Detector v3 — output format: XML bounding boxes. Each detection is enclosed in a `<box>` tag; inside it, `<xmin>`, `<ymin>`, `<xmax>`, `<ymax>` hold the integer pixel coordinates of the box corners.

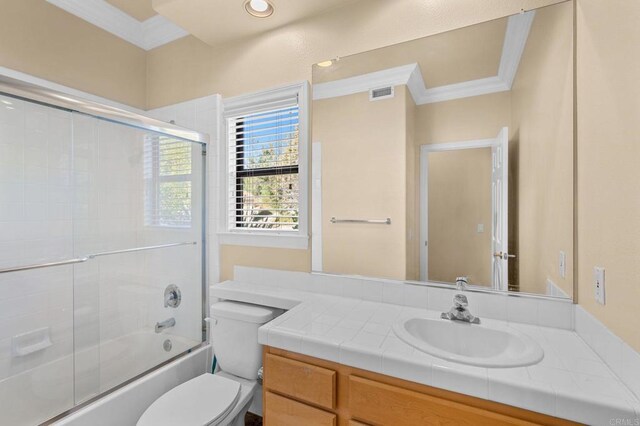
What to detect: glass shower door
<box><xmin>0</xmin><ymin>95</ymin><xmax>75</xmax><ymax>425</ymax></box>
<box><xmin>0</xmin><ymin>92</ymin><xmax>205</xmax><ymax>424</ymax></box>
<box><xmin>71</xmin><ymin>114</ymin><xmax>204</xmax><ymax>401</ymax></box>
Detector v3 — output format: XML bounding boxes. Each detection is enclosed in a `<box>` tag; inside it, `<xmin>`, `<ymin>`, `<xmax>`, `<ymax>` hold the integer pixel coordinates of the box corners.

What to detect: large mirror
<box><xmin>311</xmin><ymin>1</ymin><xmax>574</xmax><ymax>298</ymax></box>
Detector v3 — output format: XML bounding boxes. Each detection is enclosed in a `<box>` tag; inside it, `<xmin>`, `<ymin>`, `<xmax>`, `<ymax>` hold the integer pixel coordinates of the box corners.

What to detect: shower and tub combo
<box><xmin>0</xmin><ymin>77</ymin><xmax>208</xmax><ymax>425</ymax></box>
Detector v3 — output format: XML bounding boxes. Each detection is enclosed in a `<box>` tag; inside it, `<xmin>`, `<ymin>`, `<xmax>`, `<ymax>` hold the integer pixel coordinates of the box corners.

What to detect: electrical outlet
<box><xmin>559</xmin><ymin>251</ymin><xmax>566</xmax><ymax>279</ymax></box>
<box><xmin>594</xmin><ymin>267</ymin><xmax>605</xmax><ymax>305</ymax></box>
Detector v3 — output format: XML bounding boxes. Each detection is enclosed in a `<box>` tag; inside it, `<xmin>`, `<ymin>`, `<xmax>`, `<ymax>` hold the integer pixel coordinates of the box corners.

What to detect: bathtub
<box><xmin>0</xmin><ymin>329</ymin><xmax>205</xmax><ymax>426</ymax></box>
<box><xmin>55</xmin><ymin>344</ymin><xmax>210</xmax><ymax>426</ymax></box>
<box><xmin>87</xmin><ymin>331</ymin><xmax>201</xmax><ymax>396</ymax></box>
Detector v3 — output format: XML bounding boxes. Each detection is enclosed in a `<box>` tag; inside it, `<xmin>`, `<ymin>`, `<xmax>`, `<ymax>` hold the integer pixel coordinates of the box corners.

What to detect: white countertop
<box><xmin>211</xmin><ymin>280</ymin><xmax>640</xmax><ymax>425</ymax></box>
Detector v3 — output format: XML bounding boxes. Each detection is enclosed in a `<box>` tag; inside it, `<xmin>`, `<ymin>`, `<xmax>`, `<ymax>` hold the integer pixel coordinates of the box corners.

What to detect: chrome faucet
<box><xmin>441</xmin><ymin>277</ymin><xmax>480</xmax><ymax>324</ymax></box>
<box><xmin>155</xmin><ymin>317</ymin><xmax>176</xmax><ymax>333</ymax></box>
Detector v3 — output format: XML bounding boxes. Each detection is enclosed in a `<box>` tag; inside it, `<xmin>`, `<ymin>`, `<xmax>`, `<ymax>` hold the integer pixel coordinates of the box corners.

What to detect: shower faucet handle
<box><xmin>164</xmin><ymin>284</ymin><xmax>182</xmax><ymax>308</ymax></box>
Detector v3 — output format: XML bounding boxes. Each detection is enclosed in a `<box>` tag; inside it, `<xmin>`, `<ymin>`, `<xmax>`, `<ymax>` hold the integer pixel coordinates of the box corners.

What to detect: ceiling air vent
<box><xmin>369</xmin><ymin>86</ymin><xmax>394</xmax><ymax>101</ymax></box>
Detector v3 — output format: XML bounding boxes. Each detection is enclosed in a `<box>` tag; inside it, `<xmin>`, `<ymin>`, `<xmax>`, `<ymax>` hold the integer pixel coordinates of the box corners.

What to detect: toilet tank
<box><xmin>210</xmin><ymin>301</ymin><xmax>282</xmax><ymax>380</ymax></box>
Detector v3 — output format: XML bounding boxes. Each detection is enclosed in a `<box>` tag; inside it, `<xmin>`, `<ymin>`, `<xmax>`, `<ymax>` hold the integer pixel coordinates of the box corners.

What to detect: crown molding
<box><xmin>499</xmin><ymin>11</ymin><xmax>536</xmax><ymax>89</ymax></box>
<box><xmin>142</xmin><ymin>15</ymin><xmax>189</xmax><ymax>50</ymax></box>
<box><xmin>312</xmin><ymin>11</ymin><xmax>535</xmax><ymax>105</ymax></box>
<box><xmin>419</xmin><ymin>76</ymin><xmax>510</xmax><ymax>104</ymax></box>
<box><xmin>46</xmin><ymin>0</ymin><xmax>188</xmax><ymax>50</ymax></box>
<box><xmin>406</xmin><ymin>64</ymin><xmax>427</xmax><ymax>105</ymax></box>
<box><xmin>313</xmin><ymin>64</ymin><xmax>419</xmax><ymax>101</ymax></box>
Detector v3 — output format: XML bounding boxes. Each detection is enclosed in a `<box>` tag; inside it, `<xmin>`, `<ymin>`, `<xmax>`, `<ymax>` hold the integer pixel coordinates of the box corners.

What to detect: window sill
<box><xmin>217</xmin><ymin>232</ymin><xmax>309</xmax><ymax>250</ymax></box>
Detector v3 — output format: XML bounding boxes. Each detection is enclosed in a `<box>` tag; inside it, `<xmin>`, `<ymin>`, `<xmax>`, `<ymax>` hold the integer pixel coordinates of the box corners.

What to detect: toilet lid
<box><xmin>137</xmin><ymin>373</ymin><xmax>241</xmax><ymax>426</ymax></box>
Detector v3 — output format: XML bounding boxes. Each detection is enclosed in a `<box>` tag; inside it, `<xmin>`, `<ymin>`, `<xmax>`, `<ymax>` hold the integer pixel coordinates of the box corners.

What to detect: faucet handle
<box><xmin>164</xmin><ymin>284</ymin><xmax>181</xmax><ymax>308</ymax></box>
<box><xmin>455</xmin><ymin>276</ymin><xmax>468</xmax><ymax>291</ymax></box>
<box><xmin>453</xmin><ymin>294</ymin><xmax>468</xmax><ymax>309</ymax></box>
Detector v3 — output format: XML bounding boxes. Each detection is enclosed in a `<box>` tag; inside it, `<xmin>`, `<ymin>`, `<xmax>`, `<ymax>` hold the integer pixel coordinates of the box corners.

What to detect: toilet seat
<box><xmin>137</xmin><ymin>373</ymin><xmax>241</xmax><ymax>426</ymax></box>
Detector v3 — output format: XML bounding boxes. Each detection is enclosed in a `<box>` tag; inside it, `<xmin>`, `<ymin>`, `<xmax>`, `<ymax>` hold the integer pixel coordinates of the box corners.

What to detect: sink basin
<box><xmin>393</xmin><ymin>316</ymin><xmax>544</xmax><ymax>368</ymax></box>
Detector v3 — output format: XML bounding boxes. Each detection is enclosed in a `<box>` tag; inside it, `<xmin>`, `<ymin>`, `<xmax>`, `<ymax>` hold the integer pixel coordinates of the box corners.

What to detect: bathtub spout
<box><xmin>155</xmin><ymin>318</ymin><xmax>176</xmax><ymax>333</ymax></box>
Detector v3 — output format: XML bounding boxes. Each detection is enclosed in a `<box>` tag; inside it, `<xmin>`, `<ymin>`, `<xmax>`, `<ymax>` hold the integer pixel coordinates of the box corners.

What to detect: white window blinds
<box><xmin>227</xmin><ymin>96</ymin><xmax>300</xmax><ymax>231</ymax></box>
<box><xmin>144</xmin><ymin>135</ymin><xmax>193</xmax><ymax>227</ymax></box>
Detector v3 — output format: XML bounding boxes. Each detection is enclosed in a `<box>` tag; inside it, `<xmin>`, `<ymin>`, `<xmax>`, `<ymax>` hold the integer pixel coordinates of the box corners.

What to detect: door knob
<box><xmin>493</xmin><ymin>252</ymin><xmax>516</xmax><ymax>260</ymax></box>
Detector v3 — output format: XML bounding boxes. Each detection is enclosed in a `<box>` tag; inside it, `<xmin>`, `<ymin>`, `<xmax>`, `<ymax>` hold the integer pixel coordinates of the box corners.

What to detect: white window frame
<box><xmin>218</xmin><ymin>82</ymin><xmax>309</xmax><ymax>249</ymax></box>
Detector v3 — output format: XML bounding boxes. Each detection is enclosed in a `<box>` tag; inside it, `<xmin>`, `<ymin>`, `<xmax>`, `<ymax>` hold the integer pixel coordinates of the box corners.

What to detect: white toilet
<box><xmin>137</xmin><ymin>301</ymin><xmax>281</xmax><ymax>426</ymax></box>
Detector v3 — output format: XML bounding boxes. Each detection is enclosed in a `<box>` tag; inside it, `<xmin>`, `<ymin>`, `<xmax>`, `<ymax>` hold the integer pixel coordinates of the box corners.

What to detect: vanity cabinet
<box><xmin>262</xmin><ymin>347</ymin><xmax>580</xmax><ymax>426</ymax></box>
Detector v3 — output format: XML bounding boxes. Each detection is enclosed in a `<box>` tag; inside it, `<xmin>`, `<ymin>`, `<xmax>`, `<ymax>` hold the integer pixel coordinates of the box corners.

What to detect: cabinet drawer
<box><xmin>265</xmin><ymin>353</ymin><xmax>336</xmax><ymax>410</ymax></box>
<box><xmin>265</xmin><ymin>392</ymin><xmax>336</xmax><ymax>426</ymax></box>
<box><xmin>349</xmin><ymin>376</ymin><xmax>538</xmax><ymax>426</ymax></box>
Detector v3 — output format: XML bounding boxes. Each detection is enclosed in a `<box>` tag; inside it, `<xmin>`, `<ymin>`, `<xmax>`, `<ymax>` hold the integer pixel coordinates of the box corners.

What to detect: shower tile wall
<box><xmin>0</xmin><ymin>96</ymin><xmax>75</xmax><ymax>424</ymax></box>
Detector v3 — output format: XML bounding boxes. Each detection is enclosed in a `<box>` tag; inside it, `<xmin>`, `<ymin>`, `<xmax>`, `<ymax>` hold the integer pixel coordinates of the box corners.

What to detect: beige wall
<box><xmin>314</xmin><ymin>89</ymin><xmax>514</xmax><ymax>286</ymax></box>
<box><xmin>577</xmin><ymin>0</ymin><xmax>640</xmax><ymax>352</ymax></box>
<box><xmin>416</xmin><ymin>92</ymin><xmax>512</xmax><ymax>144</ymax></box>
<box><xmin>427</xmin><ymin>149</ymin><xmax>493</xmax><ymax>286</ymax></box>
<box><xmin>0</xmin><ymin>0</ymin><xmax>147</xmax><ymax>109</ymax></box>
<box><xmin>510</xmin><ymin>1</ymin><xmax>574</xmax><ymax>295</ymax></box>
<box><xmin>315</xmin><ymin>89</ymin><xmax>408</xmax><ymax>280</ymax></box>
<box><xmin>219</xmin><ymin>245</ymin><xmax>310</xmax><ymax>282</ymax></box>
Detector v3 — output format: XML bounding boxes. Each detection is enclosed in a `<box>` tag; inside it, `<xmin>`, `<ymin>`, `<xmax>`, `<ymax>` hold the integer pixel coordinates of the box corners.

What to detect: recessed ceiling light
<box><xmin>244</xmin><ymin>0</ymin><xmax>274</xmax><ymax>18</ymax></box>
<box><xmin>317</xmin><ymin>60</ymin><xmax>333</xmax><ymax>68</ymax></box>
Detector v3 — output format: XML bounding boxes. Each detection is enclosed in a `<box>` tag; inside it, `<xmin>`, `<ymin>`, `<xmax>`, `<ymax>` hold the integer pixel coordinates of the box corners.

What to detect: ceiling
<box><xmin>48</xmin><ymin>0</ymin><xmax>365</xmax><ymax>50</ymax></box>
<box><xmin>314</xmin><ymin>16</ymin><xmax>507</xmax><ymax>88</ymax></box>
<box><xmin>151</xmin><ymin>0</ymin><xmax>361</xmax><ymax>47</ymax></box>
<box><xmin>106</xmin><ymin>0</ymin><xmax>157</xmax><ymax>22</ymax></box>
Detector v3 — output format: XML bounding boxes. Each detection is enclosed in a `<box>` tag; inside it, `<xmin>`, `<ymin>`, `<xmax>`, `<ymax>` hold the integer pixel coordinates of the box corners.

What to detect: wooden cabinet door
<box><xmin>349</xmin><ymin>376</ymin><xmax>538</xmax><ymax>426</ymax></box>
<box><xmin>265</xmin><ymin>392</ymin><xmax>337</xmax><ymax>426</ymax></box>
<box><xmin>265</xmin><ymin>353</ymin><xmax>337</xmax><ymax>410</ymax></box>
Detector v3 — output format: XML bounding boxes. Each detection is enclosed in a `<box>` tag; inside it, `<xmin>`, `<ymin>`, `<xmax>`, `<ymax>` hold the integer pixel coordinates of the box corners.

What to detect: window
<box><xmin>230</xmin><ymin>106</ymin><xmax>299</xmax><ymax>230</ymax></box>
<box><xmin>144</xmin><ymin>135</ymin><xmax>193</xmax><ymax>227</ymax></box>
<box><xmin>221</xmin><ymin>82</ymin><xmax>309</xmax><ymax>248</ymax></box>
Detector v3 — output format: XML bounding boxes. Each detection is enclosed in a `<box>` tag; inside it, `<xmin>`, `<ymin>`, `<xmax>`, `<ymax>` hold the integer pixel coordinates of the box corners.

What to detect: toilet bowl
<box><xmin>137</xmin><ymin>301</ymin><xmax>281</xmax><ymax>426</ymax></box>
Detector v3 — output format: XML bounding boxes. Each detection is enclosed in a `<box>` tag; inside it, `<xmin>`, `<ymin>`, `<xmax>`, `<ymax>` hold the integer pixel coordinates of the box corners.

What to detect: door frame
<box><xmin>419</xmin><ymin>138</ymin><xmax>497</xmax><ymax>282</ymax></box>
